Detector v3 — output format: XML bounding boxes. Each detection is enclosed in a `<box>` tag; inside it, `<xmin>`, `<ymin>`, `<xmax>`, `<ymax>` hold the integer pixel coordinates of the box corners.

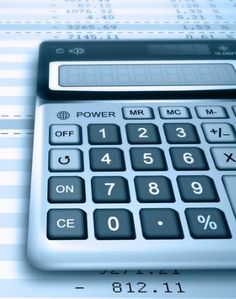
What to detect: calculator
<box><xmin>28</xmin><ymin>40</ymin><xmax>236</xmax><ymax>270</ymax></box>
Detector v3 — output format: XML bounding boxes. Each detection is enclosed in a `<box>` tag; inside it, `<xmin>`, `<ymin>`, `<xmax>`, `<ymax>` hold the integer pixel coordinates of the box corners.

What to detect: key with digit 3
<box><xmin>28</xmin><ymin>40</ymin><xmax>236</xmax><ymax>270</ymax></box>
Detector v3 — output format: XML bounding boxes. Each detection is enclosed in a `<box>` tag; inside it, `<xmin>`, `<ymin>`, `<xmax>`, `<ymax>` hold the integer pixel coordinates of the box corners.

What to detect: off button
<box><xmin>50</xmin><ymin>124</ymin><xmax>82</xmax><ymax>145</ymax></box>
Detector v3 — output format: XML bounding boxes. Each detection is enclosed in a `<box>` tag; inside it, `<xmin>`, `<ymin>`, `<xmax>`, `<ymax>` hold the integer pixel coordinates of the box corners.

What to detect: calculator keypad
<box><xmin>44</xmin><ymin>102</ymin><xmax>236</xmax><ymax>264</ymax></box>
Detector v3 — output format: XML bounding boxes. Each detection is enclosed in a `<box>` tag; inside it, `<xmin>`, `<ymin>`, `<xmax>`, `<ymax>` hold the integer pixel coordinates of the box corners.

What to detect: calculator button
<box><xmin>94</xmin><ymin>209</ymin><xmax>135</xmax><ymax>240</ymax></box>
<box><xmin>195</xmin><ymin>106</ymin><xmax>228</xmax><ymax>119</ymax></box>
<box><xmin>90</xmin><ymin>148</ymin><xmax>125</xmax><ymax>171</ymax></box>
<box><xmin>202</xmin><ymin>123</ymin><xmax>236</xmax><ymax>143</ymax></box>
<box><xmin>134</xmin><ymin>176</ymin><xmax>174</xmax><ymax>203</ymax></box>
<box><xmin>211</xmin><ymin>147</ymin><xmax>236</xmax><ymax>170</ymax></box>
<box><xmin>48</xmin><ymin>176</ymin><xmax>85</xmax><ymax>203</ymax></box>
<box><xmin>91</xmin><ymin>176</ymin><xmax>129</xmax><ymax>203</ymax></box>
<box><xmin>49</xmin><ymin>124</ymin><xmax>82</xmax><ymax>145</ymax></box>
<box><xmin>177</xmin><ymin>176</ymin><xmax>219</xmax><ymax>202</ymax></box>
<box><xmin>47</xmin><ymin>209</ymin><xmax>87</xmax><ymax>240</ymax></box>
<box><xmin>232</xmin><ymin>106</ymin><xmax>236</xmax><ymax>116</ymax></box>
<box><xmin>222</xmin><ymin>176</ymin><xmax>236</xmax><ymax>217</ymax></box>
<box><xmin>130</xmin><ymin>148</ymin><xmax>167</xmax><ymax>171</ymax></box>
<box><xmin>126</xmin><ymin>124</ymin><xmax>161</xmax><ymax>144</ymax></box>
<box><xmin>170</xmin><ymin>147</ymin><xmax>209</xmax><ymax>170</ymax></box>
<box><xmin>185</xmin><ymin>208</ymin><xmax>231</xmax><ymax>239</ymax></box>
<box><xmin>164</xmin><ymin>123</ymin><xmax>200</xmax><ymax>144</ymax></box>
<box><xmin>88</xmin><ymin>124</ymin><xmax>121</xmax><ymax>145</ymax></box>
<box><xmin>49</xmin><ymin>149</ymin><xmax>83</xmax><ymax>172</ymax></box>
<box><xmin>159</xmin><ymin>106</ymin><xmax>191</xmax><ymax>119</ymax></box>
<box><xmin>122</xmin><ymin>106</ymin><xmax>154</xmax><ymax>119</ymax></box>
<box><xmin>140</xmin><ymin>209</ymin><xmax>183</xmax><ymax>239</ymax></box>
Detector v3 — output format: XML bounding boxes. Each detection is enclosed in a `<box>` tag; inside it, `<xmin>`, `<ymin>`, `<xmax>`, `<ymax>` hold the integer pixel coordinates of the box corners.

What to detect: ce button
<box><xmin>49</xmin><ymin>149</ymin><xmax>83</xmax><ymax>172</ymax></box>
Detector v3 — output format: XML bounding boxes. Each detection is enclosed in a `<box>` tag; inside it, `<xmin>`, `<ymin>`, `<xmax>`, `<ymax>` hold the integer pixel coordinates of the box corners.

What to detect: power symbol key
<box><xmin>49</xmin><ymin>149</ymin><xmax>83</xmax><ymax>172</ymax></box>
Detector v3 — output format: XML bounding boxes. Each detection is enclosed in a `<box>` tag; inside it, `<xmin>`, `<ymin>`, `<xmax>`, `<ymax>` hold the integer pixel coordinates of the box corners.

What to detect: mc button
<box><xmin>50</xmin><ymin>124</ymin><xmax>82</xmax><ymax>145</ymax></box>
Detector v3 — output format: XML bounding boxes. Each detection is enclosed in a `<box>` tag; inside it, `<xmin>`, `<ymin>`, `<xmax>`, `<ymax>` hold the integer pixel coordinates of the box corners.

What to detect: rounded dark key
<box><xmin>140</xmin><ymin>208</ymin><xmax>184</xmax><ymax>239</ymax></box>
<box><xmin>94</xmin><ymin>209</ymin><xmax>135</xmax><ymax>240</ymax></box>
<box><xmin>185</xmin><ymin>208</ymin><xmax>231</xmax><ymax>239</ymax></box>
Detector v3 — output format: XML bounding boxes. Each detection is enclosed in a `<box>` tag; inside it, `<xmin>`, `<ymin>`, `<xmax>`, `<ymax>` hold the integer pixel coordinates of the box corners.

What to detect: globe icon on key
<box><xmin>57</xmin><ymin>111</ymin><xmax>70</xmax><ymax>120</ymax></box>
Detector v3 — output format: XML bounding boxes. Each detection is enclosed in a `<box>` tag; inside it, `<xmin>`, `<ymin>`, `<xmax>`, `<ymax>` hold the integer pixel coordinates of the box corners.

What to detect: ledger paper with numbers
<box><xmin>0</xmin><ymin>0</ymin><xmax>236</xmax><ymax>297</ymax></box>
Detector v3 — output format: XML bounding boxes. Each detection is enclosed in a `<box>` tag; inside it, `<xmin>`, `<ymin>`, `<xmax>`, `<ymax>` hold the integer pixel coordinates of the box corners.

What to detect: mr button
<box><xmin>47</xmin><ymin>209</ymin><xmax>87</xmax><ymax>240</ymax></box>
<box><xmin>50</xmin><ymin>124</ymin><xmax>82</xmax><ymax>145</ymax></box>
<box><xmin>122</xmin><ymin>107</ymin><xmax>154</xmax><ymax>119</ymax></box>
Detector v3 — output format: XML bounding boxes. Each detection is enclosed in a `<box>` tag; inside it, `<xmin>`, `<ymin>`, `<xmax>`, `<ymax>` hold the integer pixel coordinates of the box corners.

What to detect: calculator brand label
<box><xmin>76</xmin><ymin>111</ymin><xmax>116</xmax><ymax>118</ymax></box>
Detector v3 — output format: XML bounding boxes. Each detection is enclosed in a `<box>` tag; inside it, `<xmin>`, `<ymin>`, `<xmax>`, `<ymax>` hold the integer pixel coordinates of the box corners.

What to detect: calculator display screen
<box><xmin>58</xmin><ymin>63</ymin><xmax>236</xmax><ymax>87</ymax></box>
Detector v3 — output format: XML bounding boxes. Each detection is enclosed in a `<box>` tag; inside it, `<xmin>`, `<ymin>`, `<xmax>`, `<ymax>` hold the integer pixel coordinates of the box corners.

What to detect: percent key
<box><xmin>185</xmin><ymin>208</ymin><xmax>231</xmax><ymax>239</ymax></box>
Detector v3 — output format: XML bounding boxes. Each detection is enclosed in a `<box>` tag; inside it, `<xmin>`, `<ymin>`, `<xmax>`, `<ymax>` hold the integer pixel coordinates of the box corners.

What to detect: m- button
<box><xmin>122</xmin><ymin>107</ymin><xmax>154</xmax><ymax>119</ymax></box>
<box><xmin>50</xmin><ymin>124</ymin><xmax>82</xmax><ymax>145</ymax></box>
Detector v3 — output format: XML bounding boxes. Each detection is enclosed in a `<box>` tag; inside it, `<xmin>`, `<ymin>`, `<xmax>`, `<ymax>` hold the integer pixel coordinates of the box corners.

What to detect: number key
<box><xmin>94</xmin><ymin>209</ymin><xmax>135</xmax><ymax>240</ymax></box>
<box><xmin>130</xmin><ymin>148</ymin><xmax>167</xmax><ymax>171</ymax></box>
<box><xmin>170</xmin><ymin>147</ymin><xmax>209</xmax><ymax>170</ymax></box>
<box><xmin>88</xmin><ymin>124</ymin><xmax>121</xmax><ymax>145</ymax></box>
<box><xmin>90</xmin><ymin>148</ymin><xmax>125</xmax><ymax>171</ymax></box>
<box><xmin>164</xmin><ymin>123</ymin><xmax>200</xmax><ymax>144</ymax></box>
<box><xmin>92</xmin><ymin>176</ymin><xmax>130</xmax><ymax>203</ymax></box>
<box><xmin>135</xmin><ymin>176</ymin><xmax>174</xmax><ymax>203</ymax></box>
<box><xmin>126</xmin><ymin>124</ymin><xmax>161</xmax><ymax>144</ymax></box>
<box><xmin>177</xmin><ymin>176</ymin><xmax>219</xmax><ymax>202</ymax></box>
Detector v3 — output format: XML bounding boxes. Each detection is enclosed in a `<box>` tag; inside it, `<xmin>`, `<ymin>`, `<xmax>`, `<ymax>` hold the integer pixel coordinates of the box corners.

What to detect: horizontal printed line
<box><xmin>0</xmin><ymin>9</ymin><xmax>64</xmax><ymax>15</ymax></box>
<box><xmin>0</xmin><ymin>185</ymin><xmax>29</xmax><ymax>199</ymax></box>
<box><xmin>0</xmin><ymin>55</ymin><xmax>33</xmax><ymax>63</ymax></box>
<box><xmin>0</xmin><ymin>172</ymin><xmax>30</xmax><ymax>186</ymax></box>
<box><xmin>0</xmin><ymin>148</ymin><xmax>31</xmax><ymax>159</ymax></box>
<box><xmin>0</xmin><ymin>86</ymin><xmax>35</xmax><ymax>96</ymax></box>
<box><xmin>0</xmin><ymin>228</ymin><xmax>26</xmax><ymax>245</ymax></box>
<box><xmin>0</xmin><ymin>198</ymin><xmax>28</xmax><ymax>213</ymax></box>
<box><xmin>0</xmin><ymin>70</ymin><xmax>34</xmax><ymax>79</ymax></box>
<box><xmin>0</xmin><ymin>40</ymin><xmax>39</xmax><ymax>47</ymax></box>
<box><xmin>0</xmin><ymin>261</ymin><xmax>28</xmax><ymax>279</ymax></box>
<box><xmin>0</xmin><ymin>245</ymin><xmax>24</xmax><ymax>260</ymax></box>
<box><xmin>0</xmin><ymin>213</ymin><xmax>27</xmax><ymax>228</ymax></box>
